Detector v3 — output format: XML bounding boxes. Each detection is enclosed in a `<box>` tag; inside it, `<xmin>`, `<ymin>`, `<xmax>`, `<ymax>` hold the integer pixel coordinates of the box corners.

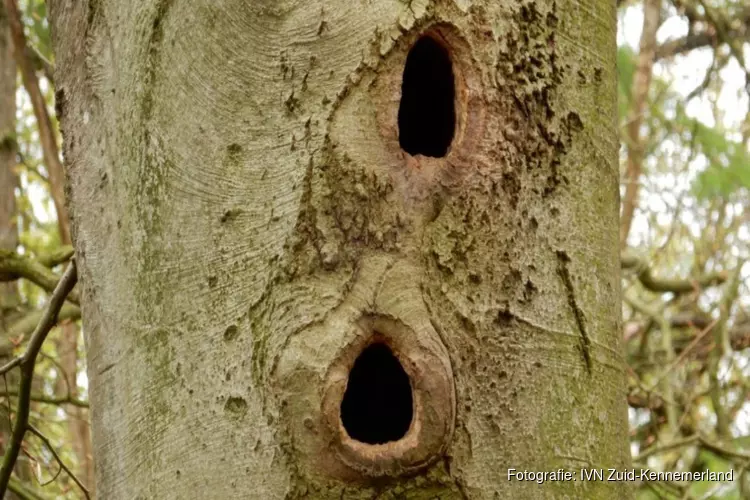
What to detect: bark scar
<box><xmin>555</xmin><ymin>250</ymin><xmax>592</xmax><ymax>374</ymax></box>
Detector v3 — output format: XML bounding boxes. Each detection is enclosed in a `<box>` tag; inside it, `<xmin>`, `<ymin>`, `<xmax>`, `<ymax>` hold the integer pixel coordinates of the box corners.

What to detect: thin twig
<box><xmin>635</xmin><ymin>434</ymin><xmax>700</xmax><ymax>463</ymax></box>
<box><xmin>27</xmin><ymin>424</ymin><xmax>90</xmax><ymax>499</ymax></box>
<box><xmin>22</xmin><ymin>443</ymin><xmax>62</xmax><ymax>487</ymax></box>
<box><xmin>0</xmin><ymin>390</ymin><xmax>89</xmax><ymax>408</ymax></box>
<box><xmin>7</xmin><ymin>476</ymin><xmax>49</xmax><ymax>500</ymax></box>
<box><xmin>621</xmin><ymin>252</ymin><xmax>728</xmax><ymax>293</ymax></box>
<box><xmin>0</xmin><ymin>357</ymin><xmax>23</xmax><ymax>377</ymax></box>
<box><xmin>635</xmin><ymin>432</ymin><xmax>750</xmax><ymax>465</ymax></box>
<box><xmin>0</xmin><ymin>261</ymin><xmax>77</xmax><ymax>496</ymax></box>
<box><xmin>649</xmin><ymin>318</ymin><xmax>719</xmax><ymax>390</ymax></box>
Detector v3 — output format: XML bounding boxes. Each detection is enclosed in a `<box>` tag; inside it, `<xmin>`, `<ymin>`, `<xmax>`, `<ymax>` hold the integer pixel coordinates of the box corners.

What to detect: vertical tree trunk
<box><xmin>0</xmin><ymin>3</ymin><xmax>25</xmax><ymax>494</ymax></box>
<box><xmin>0</xmin><ymin>0</ymin><xmax>18</xmax><ymax>378</ymax></box>
<box><xmin>50</xmin><ymin>0</ymin><xmax>631</xmax><ymax>498</ymax></box>
<box><xmin>620</xmin><ymin>0</ymin><xmax>660</xmax><ymax>247</ymax></box>
<box><xmin>3</xmin><ymin>0</ymin><xmax>94</xmax><ymax>489</ymax></box>
<box><xmin>0</xmin><ymin>0</ymin><xmax>16</xmax><ymax>285</ymax></box>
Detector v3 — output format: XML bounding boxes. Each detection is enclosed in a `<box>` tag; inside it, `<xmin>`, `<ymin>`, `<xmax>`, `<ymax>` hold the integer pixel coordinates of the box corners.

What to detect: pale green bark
<box><xmin>50</xmin><ymin>0</ymin><xmax>630</xmax><ymax>498</ymax></box>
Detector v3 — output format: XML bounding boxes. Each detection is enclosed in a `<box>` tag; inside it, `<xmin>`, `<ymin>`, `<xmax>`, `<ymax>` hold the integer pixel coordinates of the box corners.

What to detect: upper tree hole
<box><xmin>340</xmin><ymin>342</ymin><xmax>413</xmax><ymax>445</ymax></box>
<box><xmin>398</xmin><ymin>36</ymin><xmax>456</xmax><ymax>158</ymax></box>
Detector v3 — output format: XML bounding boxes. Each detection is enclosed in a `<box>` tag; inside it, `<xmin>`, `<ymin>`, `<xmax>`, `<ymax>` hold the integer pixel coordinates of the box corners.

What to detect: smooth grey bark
<box><xmin>50</xmin><ymin>0</ymin><xmax>631</xmax><ymax>498</ymax></box>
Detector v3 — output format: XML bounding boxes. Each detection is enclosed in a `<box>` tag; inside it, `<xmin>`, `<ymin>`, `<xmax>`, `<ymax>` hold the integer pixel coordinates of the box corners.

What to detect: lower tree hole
<box><xmin>398</xmin><ymin>35</ymin><xmax>456</xmax><ymax>158</ymax></box>
<box><xmin>340</xmin><ymin>342</ymin><xmax>413</xmax><ymax>444</ymax></box>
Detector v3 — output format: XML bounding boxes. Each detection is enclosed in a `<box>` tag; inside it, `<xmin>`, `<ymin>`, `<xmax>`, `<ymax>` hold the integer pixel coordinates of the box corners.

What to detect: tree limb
<box><xmin>0</xmin><ymin>390</ymin><xmax>88</xmax><ymax>408</ymax></box>
<box><xmin>22</xmin><ymin>42</ymin><xmax>54</xmax><ymax>83</ymax></box>
<box><xmin>8</xmin><ymin>476</ymin><xmax>50</xmax><ymax>500</ymax></box>
<box><xmin>0</xmin><ymin>304</ymin><xmax>81</xmax><ymax>351</ymax></box>
<box><xmin>36</xmin><ymin>246</ymin><xmax>74</xmax><ymax>268</ymax></box>
<box><xmin>0</xmin><ymin>249</ymin><xmax>79</xmax><ymax>305</ymax></box>
<box><xmin>27</xmin><ymin>424</ymin><xmax>90</xmax><ymax>499</ymax></box>
<box><xmin>0</xmin><ymin>261</ymin><xmax>77</xmax><ymax>496</ymax></box>
<box><xmin>636</xmin><ymin>432</ymin><xmax>750</xmax><ymax>465</ymax></box>
<box><xmin>621</xmin><ymin>252</ymin><xmax>727</xmax><ymax>293</ymax></box>
<box><xmin>635</xmin><ymin>434</ymin><xmax>699</xmax><ymax>462</ymax></box>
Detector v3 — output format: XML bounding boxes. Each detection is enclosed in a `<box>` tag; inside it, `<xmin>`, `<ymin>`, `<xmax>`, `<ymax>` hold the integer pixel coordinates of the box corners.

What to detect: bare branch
<box><xmin>7</xmin><ymin>476</ymin><xmax>50</xmax><ymax>500</ymax></box>
<box><xmin>22</xmin><ymin>42</ymin><xmax>54</xmax><ymax>83</ymax></box>
<box><xmin>621</xmin><ymin>252</ymin><xmax>727</xmax><ymax>293</ymax></box>
<box><xmin>635</xmin><ymin>434</ymin><xmax>699</xmax><ymax>463</ymax></box>
<box><xmin>0</xmin><ymin>249</ymin><xmax>79</xmax><ymax>305</ymax></box>
<box><xmin>36</xmin><ymin>246</ymin><xmax>74</xmax><ymax>268</ymax></box>
<box><xmin>0</xmin><ymin>390</ymin><xmax>89</xmax><ymax>408</ymax></box>
<box><xmin>27</xmin><ymin>424</ymin><xmax>90</xmax><ymax>499</ymax></box>
<box><xmin>8</xmin><ymin>303</ymin><xmax>81</xmax><ymax>338</ymax></box>
<box><xmin>0</xmin><ymin>261</ymin><xmax>77</xmax><ymax>496</ymax></box>
<box><xmin>648</xmin><ymin>318</ymin><xmax>719</xmax><ymax>389</ymax></box>
<box><xmin>635</xmin><ymin>433</ymin><xmax>750</xmax><ymax>464</ymax></box>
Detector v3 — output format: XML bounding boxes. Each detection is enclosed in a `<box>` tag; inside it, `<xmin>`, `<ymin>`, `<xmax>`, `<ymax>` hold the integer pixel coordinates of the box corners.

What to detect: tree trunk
<box><xmin>0</xmin><ymin>0</ymin><xmax>18</xmax><ymax>409</ymax></box>
<box><xmin>3</xmin><ymin>0</ymin><xmax>95</xmax><ymax>489</ymax></box>
<box><xmin>50</xmin><ymin>0</ymin><xmax>630</xmax><ymax>498</ymax></box>
<box><xmin>0</xmin><ymin>3</ymin><xmax>26</xmax><ymax>495</ymax></box>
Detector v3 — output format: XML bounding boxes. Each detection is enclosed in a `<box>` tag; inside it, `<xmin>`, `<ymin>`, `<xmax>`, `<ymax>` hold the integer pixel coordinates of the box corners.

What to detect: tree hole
<box><xmin>398</xmin><ymin>36</ymin><xmax>456</xmax><ymax>158</ymax></box>
<box><xmin>340</xmin><ymin>342</ymin><xmax>413</xmax><ymax>444</ymax></box>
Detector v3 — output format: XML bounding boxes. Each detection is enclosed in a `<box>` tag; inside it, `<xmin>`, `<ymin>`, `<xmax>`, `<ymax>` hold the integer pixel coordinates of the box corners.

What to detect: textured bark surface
<box><xmin>50</xmin><ymin>0</ymin><xmax>630</xmax><ymax>498</ymax></box>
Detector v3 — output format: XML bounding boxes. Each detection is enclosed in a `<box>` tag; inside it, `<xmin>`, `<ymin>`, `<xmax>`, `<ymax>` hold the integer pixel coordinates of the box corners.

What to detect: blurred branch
<box><xmin>7</xmin><ymin>303</ymin><xmax>80</xmax><ymax>338</ymax></box>
<box><xmin>655</xmin><ymin>29</ymin><xmax>750</xmax><ymax>61</ymax></box>
<box><xmin>635</xmin><ymin>433</ymin><xmax>750</xmax><ymax>464</ymax></box>
<box><xmin>661</xmin><ymin>0</ymin><xmax>750</xmax><ymax>59</ymax></box>
<box><xmin>27</xmin><ymin>424</ymin><xmax>90</xmax><ymax>499</ymax></box>
<box><xmin>627</xmin><ymin>390</ymin><xmax>664</xmax><ymax>412</ymax></box>
<box><xmin>15</xmin><ymin>149</ymin><xmax>49</xmax><ymax>184</ymax></box>
<box><xmin>708</xmin><ymin>262</ymin><xmax>744</xmax><ymax>439</ymax></box>
<box><xmin>621</xmin><ymin>252</ymin><xmax>727</xmax><ymax>293</ymax></box>
<box><xmin>0</xmin><ymin>261</ymin><xmax>77</xmax><ymax>496</ymax></box>
<box><xmin>7</xmin><ymin>476</ymin><xmax>50</xmax><ymax>500</ymax></box>
<box><xmin>656</xmin><ymin>31</ymin><xmax>716</xmax><ymax>60</ymax></box>
<box><xmin>0</xmin><ymin>390</ymin><xmax>88</xmax><ymax>408</ymax></box>
<box><xmin>22</xmin><ymin>42</ymin><xmax>54</xmax><ymax>83</ymax></box>
<box><xmin>695</xmin><ymin>0</ymin><xmax>750</xmax><ymax>95</ymax></box>
<box><xmin>635</xmin><ymin>434</ymin><xmax>699</xmax><ymax>462</ymax></box>
<box><xmin>4</xmin><ymin>0</ymin><xmax>70</xmax><ymax>244</ymax></box>
<box><xmin>36</xmin><ymin>246</ymin><xmax>74</xmax><ymax>268</ymax></box>
<box><xmin>649</xmin><ymin>318</ymin><xmax>718</xmax><ymax>390</ymax></box>
<box><xmin>0</xmin><ymin>249</ymin><xmax>79</xmax><ymax>305</ymax></box>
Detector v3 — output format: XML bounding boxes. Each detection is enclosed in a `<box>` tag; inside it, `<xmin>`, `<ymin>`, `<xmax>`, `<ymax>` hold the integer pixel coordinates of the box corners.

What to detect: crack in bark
<box><xmin>555</xmin><ymin>250</ymin><xmax>592</xmax><ymax>374</ymax></box>
<box><xmin>442</xmin><ymin>456</ymin><xmax>470</xmax><ymax>500</ymax></box>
